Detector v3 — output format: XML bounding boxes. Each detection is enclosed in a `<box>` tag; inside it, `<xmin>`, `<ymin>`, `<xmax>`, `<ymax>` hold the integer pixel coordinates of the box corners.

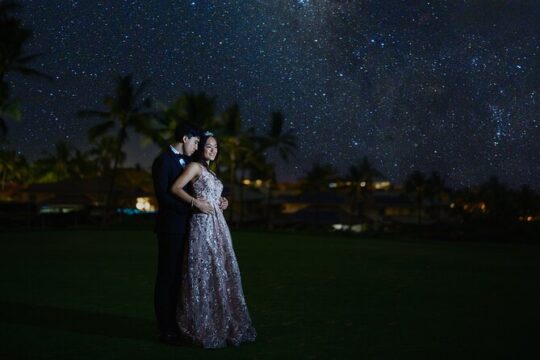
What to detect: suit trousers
<box><xmin>154</xmin><ymin>232</ymin><xmax>185</xmax><ymax>334</ymax></box>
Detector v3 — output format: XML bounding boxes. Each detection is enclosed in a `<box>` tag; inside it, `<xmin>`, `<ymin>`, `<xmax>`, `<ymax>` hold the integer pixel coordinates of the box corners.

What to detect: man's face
<box><xmin>183</xmin><ymin>136</ymin><xmax>200</xmax><ymax>156</ymax></box>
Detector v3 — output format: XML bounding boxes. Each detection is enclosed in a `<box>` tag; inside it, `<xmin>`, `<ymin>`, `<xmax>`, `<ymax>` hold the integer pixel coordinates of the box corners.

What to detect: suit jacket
<box><xmin>152</xmin><ymin>147</ymin><xmax>191</xmax><ymax>234</ymax></box>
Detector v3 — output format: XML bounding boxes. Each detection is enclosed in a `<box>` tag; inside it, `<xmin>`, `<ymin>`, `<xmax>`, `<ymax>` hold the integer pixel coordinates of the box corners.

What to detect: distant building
<box><xmin>271</xmin><ymin>179</ymin><xmax>458</xmax><ymax>231</ymax></box>
<box><xmin>13</xmin><ymin>175</ymin><xmax>155</xmax><ymax>215</ymax></box>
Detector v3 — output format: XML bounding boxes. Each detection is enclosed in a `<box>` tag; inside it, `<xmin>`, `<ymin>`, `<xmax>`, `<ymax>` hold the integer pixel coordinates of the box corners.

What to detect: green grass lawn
<box><xmin>1</xmin><ymin>229</ymin><xmax>539</xmax><ymax>359</ymax></box>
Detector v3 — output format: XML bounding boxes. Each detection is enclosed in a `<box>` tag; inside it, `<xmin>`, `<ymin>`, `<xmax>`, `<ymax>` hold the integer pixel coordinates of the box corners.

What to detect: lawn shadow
<box><xmin>0</xmin><ymin>301</ymin><xmax>155</xmax><ymax>341</ymax></box>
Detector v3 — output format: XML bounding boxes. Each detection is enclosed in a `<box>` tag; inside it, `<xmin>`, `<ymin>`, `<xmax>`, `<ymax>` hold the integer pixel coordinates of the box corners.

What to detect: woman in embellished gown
<box><xmin>171</xmin><ymin>132</ymin><xmax>256</xmax><ymax>349</ymax></box>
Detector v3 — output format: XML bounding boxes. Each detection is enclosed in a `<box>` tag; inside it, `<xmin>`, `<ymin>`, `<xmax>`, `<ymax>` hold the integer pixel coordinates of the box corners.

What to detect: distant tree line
<box><xmin>0</xmin><ymin>2</ymin><xmax>298</xmax><ymax>221</ymax></box>
<box><xmin>0</xmin><ymin>77</ymin><xmax>298</xmax><ymax>223</ymax></box>
<box><xmin>1</xmin><ymin>0</ymin><xmax>538</xmax><ymax>229</ymax></box>
<box><xmin>299</xmin><ymin>159</ymin><xmax>540</xmax><ymax>228</ymax></box>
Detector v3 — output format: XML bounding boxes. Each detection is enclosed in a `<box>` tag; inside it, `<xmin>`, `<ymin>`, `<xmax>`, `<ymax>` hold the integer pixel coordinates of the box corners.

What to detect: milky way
<box><xmin>5</xmin><ymin>0</ymin><xmax>540</xmax><ymax>188</ymax></box>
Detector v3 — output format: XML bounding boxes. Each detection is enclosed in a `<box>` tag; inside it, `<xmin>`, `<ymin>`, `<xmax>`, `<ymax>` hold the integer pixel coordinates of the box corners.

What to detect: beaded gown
<box><xmin>177</xmin><ymin>164</ymin><xmax>256</xmax><ymax>348</ymax></box>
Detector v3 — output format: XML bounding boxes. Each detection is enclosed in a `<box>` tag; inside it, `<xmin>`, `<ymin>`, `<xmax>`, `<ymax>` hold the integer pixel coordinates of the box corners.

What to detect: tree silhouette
<box><xmin>425</xmin><ymin>171</ymin><xmax>446</xmax><ymax>222</ymax></box>
<box><xmin>34</xmin><ymin>141</ymin><xmax>74</xmax><ymax>183</ymax></box>
<box><xmin>151</xmin><ymin>92</ymin><xmax>217</xmax><ymax>148</ymax></box>
<box><xmin>252</xmin><ymin>111</ymin><xmax>297</xmax><ymax>228</ymax></box>
<box><xmin>346</xmin><ymin>157</ymin><xmax>382</xmax><ymax>220</ymax></box>
<box><xmin>0</xmin><ymin>1</ymin><xmax>50</xmax><ymax>140</ymax></box>
<box><xmin>70</xmin><ymin>149</ymin><xmax>98</xmax><ymax>179</ymax></box>
<box><xmin>516</xmin><ymin>185</ymin><xmax>538</xmax><ymax>221</ymax></box>
<box><xmin>215</xmin><ymin>103</ymin><xmax>248</xmax><ymax>225</ymax></box>
<box><xmin>78</xmin><ymin>74</ymin><xmax>153</xmax><ymax>217</ymax></box>
<box><xmin>302</xmin><ymin>162</ymin><xmax>339</xmax><ymax>192</ymax></box>
<box><xmin>405</xmin><ymin>170</ymin><xmax>427</xmax><ymax>225</ymax></box>
<box><xmin>88</xmin><ymin>135</ymin><xmax>125</xmax><ymax>176</ymax></box>
<box><xmin>478</xmin><ymin>176</ymin><xmax>517</xmax><ymax>225</ymax></box>
<box><xmin>0</xmin><ymin>148</ymin><xmax>29</xmax><ymax>191</ymax></box>
<box><xmin>253</xmin><ymin>112</ymin><xmax>297</xmax><ymax>162</ymax></box>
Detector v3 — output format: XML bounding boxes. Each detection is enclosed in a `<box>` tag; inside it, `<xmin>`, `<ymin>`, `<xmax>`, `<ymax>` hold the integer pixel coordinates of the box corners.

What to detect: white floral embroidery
<box><xmin>177</xmin><ymin>166</ymin><xmax>256</xmax><ymax>348</ymax></box>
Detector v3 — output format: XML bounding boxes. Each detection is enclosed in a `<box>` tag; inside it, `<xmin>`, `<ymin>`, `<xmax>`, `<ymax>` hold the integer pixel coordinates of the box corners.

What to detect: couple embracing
<box><xmin>152</xmin><ymin>124</ymin><xmax>256</xmax><ymax>349</ymax></box>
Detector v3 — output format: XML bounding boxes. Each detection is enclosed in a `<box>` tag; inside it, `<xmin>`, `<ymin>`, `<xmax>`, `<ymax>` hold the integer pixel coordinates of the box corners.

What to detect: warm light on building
<box><xmin>463</xmin><ymin>202</ymin><xmax>487</xmax><ymax>213</ymax></box>
<box><xmin>282</xmin><ymin>203</ymin><xmax>309</xmax><ymax>214</ymax></box>
<box><xmin>136</xmin><ymin>197</ymin><xmax>155</xmax><ymax>212</ymax></box>
<box><xmin>241</xmin><ymin>178</ymin><xmax>266</xmax><ymax>187</ymax></box>
<box><xmin>374</xmin><ymin>181</ymin><xmax>391</xmax><ymax>190</ymax></box>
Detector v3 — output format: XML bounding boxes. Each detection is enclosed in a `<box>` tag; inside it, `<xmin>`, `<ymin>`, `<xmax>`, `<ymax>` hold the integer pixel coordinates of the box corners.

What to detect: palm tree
<box><xmin>243</xmin><ymin>150</ymin><xmax>276</xmax><ymax>226</ymax></box>
<box><xmin>78</xmin><ymin>74</ymin><xmax>153</xmax><ymax>216</ymax></box>
<box><xmin>346</xmin><ymin>157</ymin><xmax>382</xmax><ymax>220</ymax></box>
<box><xmin>478</xmin><ymin>176</ymin><xmax>516</xmax><ymax>224</ymax></box>
<box><xmin>252</xmin><ymin>111</ymin><xmax>297</xmax><ymax>227</ymax></box>
<box><xmin>70</xmin><ymin>149</ymin><xmax>98</xmax><ymax>179</ymax></box>
<box><xmin>0</xmin><ymin>149</ymin><xmax>14</xmax><ymax>191</ymax></box>
<box><xmin>517</xmin><ymin>185</ymin><xmax>538</xmax><ymax>221</ymax></box>
<box><xmin>182</xmin><ymin>92</ymin><xmax>218</xmax><ymax>129</ymax></box>
<box><xmin>150</xmin><ymin>92</ymin><xmax>217</xmax><ymax>148</ymax></box>
<box><xmin>33</xmin><ymin>141</ymin><xmax>73</xmax><ymax>183</ymax></box>
<box><xmin>0</xmin><ymin>1</ymin><xmax>50</xmax><ymax>140</ymax></box>
<box><xmin>301</xmin><ymin>162</ymin><xmax>339</xmax><ymax>192</ymax></box>
<box><xmin>215</xmin><ymin>103</ymin><xmax>247</xmax><ymax>225</ymax></box>
<box><xmin>405</xmin><ymin>170</ymin><xmax>427</xmax><ymax>225</ymax></box>
<box><xmin>235</xmin><ymin>132</ymin><xmax>262</xmax><ymax>223</ymax></box>
<box><xmin>254</xmin><ymin>112</ymin><xmax>297</xmax><ymax>162</ymax></box>
<box><xmin>425</xmin><ymin>171</ymin><xmax>446</xmax><ymax>222</ymax></box>
<box><xmin>0</xmin><ymin>148</ymin><xmax>29</xmax><ymax>191</ymax></box>
<box><xmin>88</xmin><ymin>135</ymin><xmax>125</xmax><ymax>176</ymax></box>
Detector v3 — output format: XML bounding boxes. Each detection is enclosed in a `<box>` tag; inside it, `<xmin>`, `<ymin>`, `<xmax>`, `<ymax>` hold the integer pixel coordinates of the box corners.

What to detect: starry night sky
<box><xmin>5</xmin><ymin>0</ymin><xmax>540</xmax><ymax>188</ymax></box>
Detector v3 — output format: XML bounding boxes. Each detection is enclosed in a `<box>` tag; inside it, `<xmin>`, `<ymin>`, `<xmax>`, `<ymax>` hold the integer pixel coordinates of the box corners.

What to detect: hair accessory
<box><xmin>204</xmin><ymin>131</ymin><xmax>214</xmax><ymax>136</ymax></box>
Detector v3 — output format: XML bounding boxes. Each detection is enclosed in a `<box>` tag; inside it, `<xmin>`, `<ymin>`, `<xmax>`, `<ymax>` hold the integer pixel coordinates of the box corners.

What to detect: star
<box><xmin>3</xmin><ymin>0</ymin><xmax>540</xmax><ymax>188</ymax></box>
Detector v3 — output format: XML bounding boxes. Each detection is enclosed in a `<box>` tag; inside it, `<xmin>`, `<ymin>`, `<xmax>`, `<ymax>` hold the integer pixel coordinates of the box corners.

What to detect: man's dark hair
<box><xmin>174</xmin><ymin>123</ymin><xmax>201</xmax><ymax>142</ymax></box>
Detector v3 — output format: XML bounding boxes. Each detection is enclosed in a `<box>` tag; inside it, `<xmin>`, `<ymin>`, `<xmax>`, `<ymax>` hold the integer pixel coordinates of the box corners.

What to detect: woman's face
<box><xmin>203</xmin><ymin>137</ymin><xmax>218</xmax><ymax>161</ymax></box>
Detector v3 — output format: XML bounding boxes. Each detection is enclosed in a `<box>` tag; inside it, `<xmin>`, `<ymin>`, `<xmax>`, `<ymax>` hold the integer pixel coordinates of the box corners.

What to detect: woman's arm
<box><xmin>171</xmin><ymin>163</ymin><xmax>213</xmax><ymax>214</ymax></box>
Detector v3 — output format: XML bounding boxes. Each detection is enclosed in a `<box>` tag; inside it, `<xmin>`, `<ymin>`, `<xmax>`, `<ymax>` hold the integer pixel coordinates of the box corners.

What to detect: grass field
<box><xmin>1</xmin><ymin>229</ymin><xmax>539</xmax><ymax>359</ymax></box>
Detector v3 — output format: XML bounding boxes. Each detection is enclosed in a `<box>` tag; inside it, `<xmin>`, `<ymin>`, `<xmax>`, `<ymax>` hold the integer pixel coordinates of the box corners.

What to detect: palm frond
<box><xmin>141</xmin><ymin>97</ymin><xmax>153</xmax><ymax>109</ymax></box>
<box><xmin>15</xmin><ymin>53</ymin><xmax>44</xmax><ymax>64</ymax></box>
<box><xmin>11</xmin><ymin>65</ymin><xmax>53</xmax><ymax>80</ymax></box>
<box><xmin>1</xmin><ymin>99</ymin><xmax>21</xmax><ymax>121</ymax></box>
<box><xmin>223</xmin><ymin>103</ymin><xmax>242</xmax><ymax>134</ymax></box>
<box><xmin>0</xmin><ymin>1</ymin><xmax>22</xmax><ymax>16</ymax></box>
<box><xmin>88</xmin><ymin>120</ymin><xmax>115</xmax><ymax>141</ymax></box>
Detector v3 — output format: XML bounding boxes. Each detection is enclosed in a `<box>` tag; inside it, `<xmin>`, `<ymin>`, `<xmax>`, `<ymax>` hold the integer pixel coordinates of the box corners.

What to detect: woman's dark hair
<box><xmin>193</xmin><ymin>132</ymin><xmax>219</xmax><ymax>167</ymax></box>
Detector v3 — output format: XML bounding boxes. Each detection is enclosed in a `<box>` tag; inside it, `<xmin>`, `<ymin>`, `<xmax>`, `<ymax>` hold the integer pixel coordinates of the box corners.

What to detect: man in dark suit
<box><xmin>151</xmin><ymin>123</ymin><xmax>211</xmax><ymax>345</ymax></box>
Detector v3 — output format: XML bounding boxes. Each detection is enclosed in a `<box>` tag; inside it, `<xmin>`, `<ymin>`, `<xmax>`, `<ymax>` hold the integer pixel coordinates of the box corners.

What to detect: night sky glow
<box><xmin>6</xmin><ymin>0</ymin><xmax>540</xmax><ymax>187</ymax></box>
